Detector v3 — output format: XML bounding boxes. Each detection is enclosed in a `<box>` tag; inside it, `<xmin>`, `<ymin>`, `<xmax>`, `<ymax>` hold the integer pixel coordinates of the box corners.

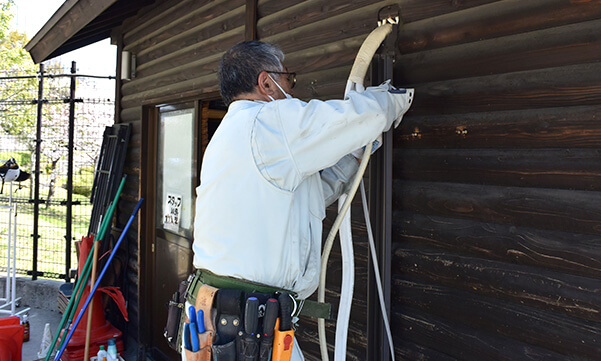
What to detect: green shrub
<box><xmin>70</xmin><ymin>165</ymin><xmax>96</xmax><ymax>198</ymax></box>
<box><xmin>0</xmin><ymin>151</ymin><xmax>31</xmax><ymax>168</ymax></box>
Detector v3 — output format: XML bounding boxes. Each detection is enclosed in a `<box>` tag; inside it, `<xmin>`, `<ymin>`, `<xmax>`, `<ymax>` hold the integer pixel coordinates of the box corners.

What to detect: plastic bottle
<box><xmin>107</xmin><ymin>338</ymin><xmax>118</xmax><ymax>361</ymax></box>
<box><xmin>97</xmin><ymin>345</ymin><xmax>108</xmax><ymax>361</ymax></box>
<box><xmin>22</xmin><ymin>314</ymin><xmax>30</xmax><ymax>342</ymax></box>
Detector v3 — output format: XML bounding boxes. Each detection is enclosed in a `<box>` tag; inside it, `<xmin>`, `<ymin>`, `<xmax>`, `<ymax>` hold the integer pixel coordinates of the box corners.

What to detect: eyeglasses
<box><xmin>267</xmin><ymin>71</ymin><xmax>297</xmax><ymax>88</ymax></box>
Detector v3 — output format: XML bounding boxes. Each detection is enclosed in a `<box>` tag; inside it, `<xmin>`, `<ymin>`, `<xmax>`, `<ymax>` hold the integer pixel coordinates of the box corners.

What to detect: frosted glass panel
<box><xmin>156</xmin><ymin>107</ymin><xmax>194</xmax><ymax>238</ymax></box>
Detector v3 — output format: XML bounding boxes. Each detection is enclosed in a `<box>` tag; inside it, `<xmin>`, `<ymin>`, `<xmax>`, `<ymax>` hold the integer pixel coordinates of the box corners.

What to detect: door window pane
<box><xmin>156</xmin><ymin>107</ymin><xmax>195</xmax><ymax>238</ymax></box>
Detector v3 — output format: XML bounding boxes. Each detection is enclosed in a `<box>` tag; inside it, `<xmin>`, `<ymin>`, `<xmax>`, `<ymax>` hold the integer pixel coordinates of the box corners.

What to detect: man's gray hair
<box><xmin>218</xmin><ymin>41</ymin><xmax>284</xmax><ymax>106</ymax></box>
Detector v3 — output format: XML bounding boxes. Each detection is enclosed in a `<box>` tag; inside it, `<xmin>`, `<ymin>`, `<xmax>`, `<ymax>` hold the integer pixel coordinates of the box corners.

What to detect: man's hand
<box><xmin>368</xmin><ymin>80</ymin><xmax>414</xmax><ymax>129</ymax></box>
<box><xmin>380</xmin><ymin>80</ymin><xmax>414</xmax><ymax>128</ymax></box>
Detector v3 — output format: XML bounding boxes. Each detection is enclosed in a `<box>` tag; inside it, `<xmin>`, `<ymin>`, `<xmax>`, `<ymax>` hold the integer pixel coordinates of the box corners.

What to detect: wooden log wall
<box><xmin>256</xmin><ymin>1</ymin><xmax>515</xmax><ymax>360</ymax></box>
<box><xmin>392</xmin><ymin>1</ymin><xmax>601</xmax><ymax>360</ymax></box>
<box><xmin>109</xmin><ymin>0</ymin><xmax>601</xmax><ymax>358</ymax></box>
<box><xmin>113</xmin><ymin>0</ymin><xmax>425</xmax><ymax>357</ymax></box>
<box><xmin>115</xmin><ymin>0</ymin><xmax>247</xmax><ymax>348</ymax></box>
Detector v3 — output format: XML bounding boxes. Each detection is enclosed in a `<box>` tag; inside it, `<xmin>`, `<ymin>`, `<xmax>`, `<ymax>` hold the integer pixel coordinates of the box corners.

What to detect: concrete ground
<box><xmin>19</xmin><ymin>306</ymin><xmax>63</xmax><ymax>360</ymax></box>
<box><xmin>0</xmin><ymin>276</ymin><xmax>142</xmax><ymax>361</ymax></box>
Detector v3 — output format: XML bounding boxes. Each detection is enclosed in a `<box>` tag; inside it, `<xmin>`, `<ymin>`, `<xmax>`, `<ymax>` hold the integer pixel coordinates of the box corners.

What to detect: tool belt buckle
<box><xmin>182</xmin><ymin>273</ymin><xmax>196</xmax><ymax>300</ymax></box>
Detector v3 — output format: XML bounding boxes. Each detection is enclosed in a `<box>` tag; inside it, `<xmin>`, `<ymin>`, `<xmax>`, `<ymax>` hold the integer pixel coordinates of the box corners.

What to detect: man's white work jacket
<box><xmin>193</xmin><ymin>84</ymin><xmax>413</xmax><ymax>299</ymax></box>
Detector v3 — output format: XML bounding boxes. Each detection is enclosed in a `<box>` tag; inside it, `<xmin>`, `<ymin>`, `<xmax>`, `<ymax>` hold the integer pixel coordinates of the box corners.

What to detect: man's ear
<box><xmin>257</xmin><ymin>71</ymin><xmax>277</xmax><ymax>98</ymax></box>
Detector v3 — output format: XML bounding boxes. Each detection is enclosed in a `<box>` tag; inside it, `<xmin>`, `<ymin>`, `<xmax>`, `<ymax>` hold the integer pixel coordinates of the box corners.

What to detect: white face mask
<box><xmin>267</xmin><ymin>73</ymin><xmax>293</xmax><ymax>100</ymax></box>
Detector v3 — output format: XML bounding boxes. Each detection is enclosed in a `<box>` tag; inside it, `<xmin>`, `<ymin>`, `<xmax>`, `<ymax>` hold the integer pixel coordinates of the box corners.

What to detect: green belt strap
<box><xmin>188</xmin><ymin>269</ymin><xmax>332</xmax><ymax>320</ymax></box>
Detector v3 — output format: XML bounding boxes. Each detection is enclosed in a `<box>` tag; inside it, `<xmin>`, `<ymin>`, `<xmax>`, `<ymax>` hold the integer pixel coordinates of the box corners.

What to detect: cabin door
<box><xmin>151</xmin><ymin>103</ymin><xmax>198</xmax><ymax>360</ymax></box>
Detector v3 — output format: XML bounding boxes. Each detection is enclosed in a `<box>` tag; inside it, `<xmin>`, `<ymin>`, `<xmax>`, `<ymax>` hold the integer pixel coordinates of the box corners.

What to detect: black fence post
<box><xmin>31</xmin><ymin>63</ymin><xmax>44</xmax><ymax>280</ymax></box>
<box><xmin>64</xmin><ymin>61</ymin><xmax>76</xmax><ymax>283</ymax></box>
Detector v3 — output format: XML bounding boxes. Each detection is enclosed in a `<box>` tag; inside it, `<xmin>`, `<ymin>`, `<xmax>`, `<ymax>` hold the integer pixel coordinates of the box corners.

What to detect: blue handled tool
<box><xmin>189</xmin><ymin>305</ymin><xmax>197</xmax><ymax>324</ymax></box>
<box><xmin>189</xmin><ymin>321</ymin><xmax>200</xmax><ymax>352</ymax></box>
<box><xmin>197</xmin><ymin>309</ymin><xmax>205</xmax><ymax>333</ymax></box>
<box><xmin>54</xmin><ymin>198</ymin><xmax>144</xmax><ymax>361</ymax></box>
<box><xmin>183</xmin><ymin>323</ymin><xmax>193</xmax><ymax>351</ymax></box>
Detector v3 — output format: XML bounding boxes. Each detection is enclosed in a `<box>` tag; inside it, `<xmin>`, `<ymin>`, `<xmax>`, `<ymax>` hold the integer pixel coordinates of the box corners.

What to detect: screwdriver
<box><xmin>243</xmin><ymin>297</ymin><xmax>260</xmax><ymax>361</ymax></box>
<box><xmin>259</xmin><ymin>298</ymin><xmax>279</xmax><ymax>361</ymax></box>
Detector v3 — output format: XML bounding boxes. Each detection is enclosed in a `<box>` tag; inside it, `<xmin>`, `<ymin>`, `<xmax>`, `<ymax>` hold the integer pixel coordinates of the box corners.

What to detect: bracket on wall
<box><xmin>378</xmin><ymin>4</ymin><xmax>402</xmax><ymax>26</ymax></box>
<box><xmin>378</xmin><ymin>5</ymin><xmax>402</xmax><ymax>59</ymax></box>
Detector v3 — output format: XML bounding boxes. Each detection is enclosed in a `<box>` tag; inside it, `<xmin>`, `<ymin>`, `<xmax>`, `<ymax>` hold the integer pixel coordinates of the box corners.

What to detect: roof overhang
<box><xmin>25</xmin><ymin>0</ymin><xmax>153</xmax><ymax>64</ymax></box>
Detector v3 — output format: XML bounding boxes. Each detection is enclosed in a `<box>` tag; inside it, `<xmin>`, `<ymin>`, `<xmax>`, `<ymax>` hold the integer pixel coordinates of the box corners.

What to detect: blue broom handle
<box><xmin>54</xmin><ymin>198</ymin><xmax>144</xmax><ymax>361</ymax></box>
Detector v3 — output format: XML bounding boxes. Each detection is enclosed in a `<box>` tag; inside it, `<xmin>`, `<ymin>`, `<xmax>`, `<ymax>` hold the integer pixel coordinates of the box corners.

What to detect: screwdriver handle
<box><xmin>245</xmin><ymin>297</ymin><xmax>259</xmax><ymax>335</ymax></box>
<box><xmin>263</xmin><ymin>298</ymin><xmax>279</xmax><ymax>337</ymax></box>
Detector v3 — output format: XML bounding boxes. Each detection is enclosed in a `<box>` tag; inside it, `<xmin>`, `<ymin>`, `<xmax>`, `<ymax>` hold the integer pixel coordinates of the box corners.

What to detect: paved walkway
<box><xmin>20</xmin><ymin>306</ymin><xmax>63</xmax><ymax>360</ymax></box>
<box><xmin>0</xmin><ymin>277</ymin><xmax>143</xmax><ymax>361</ymax></box>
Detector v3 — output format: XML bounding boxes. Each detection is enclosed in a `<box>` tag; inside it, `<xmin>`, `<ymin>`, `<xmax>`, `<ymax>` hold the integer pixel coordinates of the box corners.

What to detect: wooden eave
<box><xmin>25</xmin><ymin>0</ymin><xmax>153</xmax><ymax>64</ymax></box>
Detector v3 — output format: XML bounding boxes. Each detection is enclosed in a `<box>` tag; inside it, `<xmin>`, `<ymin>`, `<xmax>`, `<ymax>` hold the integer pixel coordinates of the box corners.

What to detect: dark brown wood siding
<box><xmin>392</xmin><ymin>1</ymin><xmax>601</xmax><ymax>360</ymax></box>
<box><xmin>115</xmin><ymin>0</ymin><xmax>247</xmax><ymax>345</ymax></box>
<box><xmin>111</xmin><ymin>0</ymin><xmax>601</xmax><ymax>359</ymax></box>
<box><xmin>113</xmin><ymin>0</ymin><xmax>408</xmax><ymax>354</ymax></box>
<box><xmin>256</xmin><ymin>1</ymin><xmax>524</xmax><ymax>360</ymax></box>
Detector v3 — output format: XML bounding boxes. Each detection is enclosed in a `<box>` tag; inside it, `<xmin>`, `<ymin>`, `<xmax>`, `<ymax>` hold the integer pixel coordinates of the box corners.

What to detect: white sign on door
<box><xmin>163</xmin><ymin>193</ymin><xmax>182</xmax><ymax>232</ymax></box>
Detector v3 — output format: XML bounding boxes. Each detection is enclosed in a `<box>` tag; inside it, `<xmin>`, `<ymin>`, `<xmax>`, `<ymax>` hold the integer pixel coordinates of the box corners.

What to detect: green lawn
<box><xmin>0</xmin><ymin>181</ymin><xmax>93</xmax><ymax>279</ymax></box>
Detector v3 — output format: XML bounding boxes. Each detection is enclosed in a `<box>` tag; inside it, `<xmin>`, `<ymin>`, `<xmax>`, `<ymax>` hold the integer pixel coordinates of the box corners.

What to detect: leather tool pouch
<box><xmin>212</xmin><ymin>289</ymin><xmax>243</xmax><ymax>361</ymax></box>
<box><xmin>164</xmin><ymin>278</ymin><xmax>188</xmax><ymax>350</ymax></box>
<box><xmin>237</xmin><ymin>333</ymin><xmax>260</xmax><ymax>361</ymax></box>
<box><xmin>184</xmin><ymin>284</ymin><xmax>218</xmax><ymax>361</ymax></box>
<box><xmin>212</xmin><ymin>290</ymin><xmax>275</xmax><ymax>361</ymax></box>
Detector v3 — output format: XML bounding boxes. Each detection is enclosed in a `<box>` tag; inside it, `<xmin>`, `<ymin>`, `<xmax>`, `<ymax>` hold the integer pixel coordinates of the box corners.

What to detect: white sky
<box><xmin>12</xmin><ymin>0</ymin><xmax>117</xmax><ymax>76</ymax></box>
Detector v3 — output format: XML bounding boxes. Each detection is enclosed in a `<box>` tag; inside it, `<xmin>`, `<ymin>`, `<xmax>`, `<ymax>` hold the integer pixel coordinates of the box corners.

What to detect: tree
<box><xmin>0</xmin><ymin>0</ymin><xmax>36</xmax><ymax>136</ymax></box>
<box><xmin>0</xmin><ymin>2</ymin><xmax>114</xmax><ymax>205</ymax></box>
<box><xmin>0</xmin><ymin>0</ymin><xmax>34</xmax><ymax>75</ymax></box>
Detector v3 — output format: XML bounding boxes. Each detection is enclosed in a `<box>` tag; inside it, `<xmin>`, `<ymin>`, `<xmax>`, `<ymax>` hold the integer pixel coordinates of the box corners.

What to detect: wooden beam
<box><xmin>397</xmin><ymin>0</ymin><xmax>601</xmax><ymax>54</ymax></box>
<box><xmin>121</xmin><ymin>73</ymin><xmax>220</xmax><ymax>108</ymax></box>
<box><xmin>291</xmin><ymin>65</ymin><xmax>351</xmax><ymax>101</ymax></box>
<box><xmin>245</xmin><ymin>0</ymin><xmax>257</xmax><ymax>40</ymax></box>
<box><xmin>257</xmin><ymin>0</ymin><xmax>376</xmax><ymax>39</ymax></box>
<box><xmin>122</xmin><ymin>52</ymin><xmax>223</xmax><ymax>96</ymax></box>
<box><xmin>284</xmin><ymin>34</ymin><xmax>364</xmax><ymax>74</ymax></box>
<box><xmin>124</xmin><ymin>0</ymin><xmax>243</xmax><ymax>54</ymax></box>
<box><xmin>393</xmin><ymin>212</ymin><xmax>601</xmax><ymax>280</ymax></box>
<box><xmin>25</xmin><ymin>0</ymin><xmax>78</xmax><ymax>53</ymax></box>
<box><xmin>207</xmin><ymin>109</ymin><xmax>226</xmax><ymax>118</ymax></box>
<box><xmin>394</xmin><ymin>105</ymin><xmax>601</xmax><ymax>149</ymax></box>
<box><xmin>394</xmin><ymin>180</ymin><xmax>601</xmax><ymax>237</ymax></box>
<box><xmin>396</xmin><ymin>18</ymin><xmax>601</xmax><ymax>84</ymax></box>
<box><xmin>260</xmin><ymin>2</ymin><xmax>384</xmax><ymax>55</ymax></box>
<box><xmin>123</xmin><ymin>0</ymin><xmax>202</xmax><ymax>44</ymax></box>
<box><xmin>394</xmin><ymin>340</ymin><xmax>457</xmax><ymax>361</ymax></box>
<box><xmin>408</xmin><ymin>61</ymin><xmax>601</xmax><ymax>115</ymax></box>
<box><xmin>200</xmin><ymin>102</ymin><xmax>209</xmax><ymax>158</ymax></box>
<box><xmin>25</xmin><ymin>0</ymin><xmax>118</xmax><ymax>63</ymax></box>
<box><xmin>392</xmin><ymin>288</ymin><xmax>592</xmax><ymax>360</ymax></box>
<box><xmin>134</xmin><ymin>28</ymin><xmax>243</xmax><ymax>78</ymax></box>
<box><xmin>256</xmin><ymin>0</ymin><xmax>501</xmax><ymax>25</ymax></box>
<box><xmin>393</xmin><ymin>148</ymin><xmax>601</xmax><ymax>191</ymax></box>
<box><xmin>395</xmin><ymin>247</ymin><xmax>601</xmax><ymax>322</ymax></box>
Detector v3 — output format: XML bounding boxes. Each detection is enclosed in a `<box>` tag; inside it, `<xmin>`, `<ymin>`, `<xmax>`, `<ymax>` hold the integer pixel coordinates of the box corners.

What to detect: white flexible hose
<box><xmin>334</xmin><ymin>194</ymin><xmax>354</xmax><ymax>361</ymax></box>
<box><xmin>360</xmin><ymin>181</ymin><xmax>396</xmax><ymax>361</ymax></box>
<box><xmin>317</xmin><ymin>140</ymin><xmax>373</xmax><ymax>361</ymax></box>
<box><xmin>317</xmin><ymin>23</ymin><xmax>394</xmax><ymax>361</ymax></box>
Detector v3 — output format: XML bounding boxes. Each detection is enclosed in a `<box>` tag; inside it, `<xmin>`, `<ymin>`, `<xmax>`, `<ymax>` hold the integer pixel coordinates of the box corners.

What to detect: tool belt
<box><xmin>164</xmin><ymin>269</ymin><xmax>332</xmax><ymax>361</ymax></box>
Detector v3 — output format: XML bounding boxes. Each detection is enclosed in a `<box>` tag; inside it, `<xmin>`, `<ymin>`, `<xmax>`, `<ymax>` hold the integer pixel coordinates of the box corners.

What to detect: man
<box><xmin>188</xmin><ymin>41</ymin><xmax>413</xmax><ymax>360</ymax></box>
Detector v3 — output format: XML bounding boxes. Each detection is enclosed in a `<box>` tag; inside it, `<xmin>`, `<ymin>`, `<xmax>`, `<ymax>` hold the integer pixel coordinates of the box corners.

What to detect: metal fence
<box><xmin>0</xmin><ymin>62</ymin><xmax>114</xmax><ymax>281</ymax></box>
